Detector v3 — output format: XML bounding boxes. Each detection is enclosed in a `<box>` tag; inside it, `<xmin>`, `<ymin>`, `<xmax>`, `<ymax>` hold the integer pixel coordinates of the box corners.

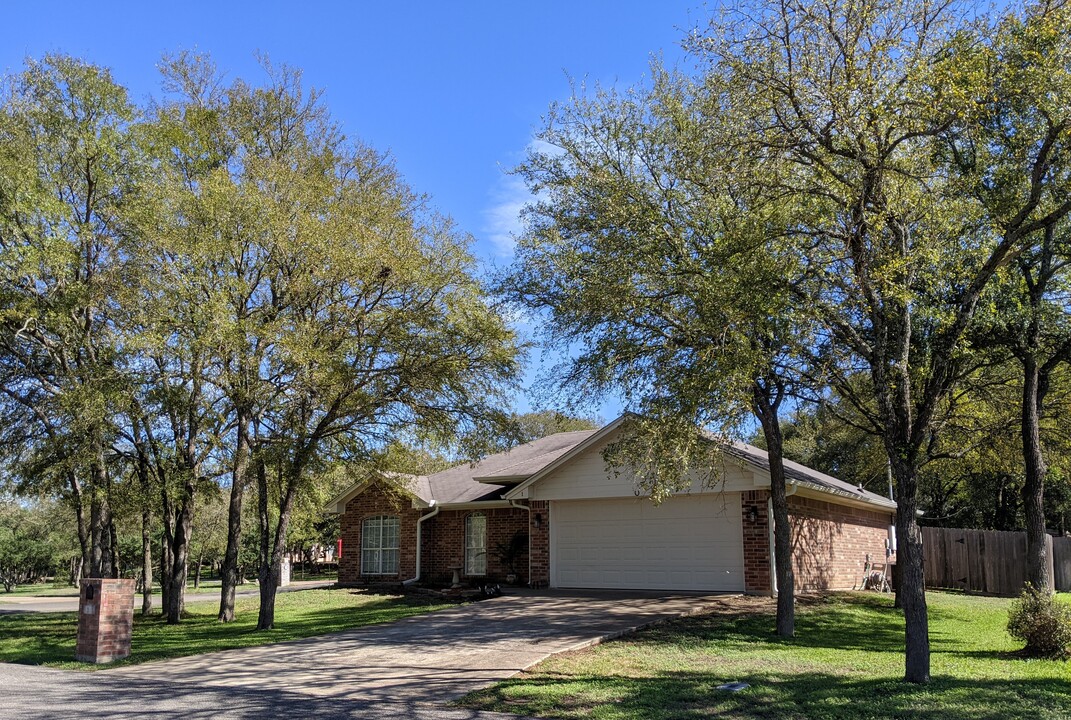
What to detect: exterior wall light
<box><xmin>746</xmin><ymin>506</ymin><xmax>759</xmax><ymax>523</ymax></box>
<box><xmin>534</xmin><ymin>513</ymin><xmax>543</xmax><ymax>528</ymax></box>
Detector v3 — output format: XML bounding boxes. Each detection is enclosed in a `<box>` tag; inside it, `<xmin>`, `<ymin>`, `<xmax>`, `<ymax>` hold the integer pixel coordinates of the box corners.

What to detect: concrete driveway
<box><xmin>0</xmin><ymin>589</ymin><xmax>729</xmax><ymax>719</ymax></box>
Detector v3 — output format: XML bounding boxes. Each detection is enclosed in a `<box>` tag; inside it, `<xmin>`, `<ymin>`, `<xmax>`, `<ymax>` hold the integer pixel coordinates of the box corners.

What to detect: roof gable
<box><xmin>327</xmin><ymin>415</ymin><xmax>896</xmax><ymax>514</ymax></box>
<box><xmin>326</xmin><ymin>429</ymin><xmax>600</xmax><ymax>511</ymax></box>
<box><xmin>505</xmin><ymin>416</ymin><xmax>896</xmax><ymax>511</ymax></box>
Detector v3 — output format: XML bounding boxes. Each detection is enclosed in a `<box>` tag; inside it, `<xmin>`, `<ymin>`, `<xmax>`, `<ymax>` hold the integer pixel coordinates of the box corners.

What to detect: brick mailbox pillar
<box><xmin>76</xmin><ymin>578</ymin><xmax>135</xmax><ymax>663</ymax></box>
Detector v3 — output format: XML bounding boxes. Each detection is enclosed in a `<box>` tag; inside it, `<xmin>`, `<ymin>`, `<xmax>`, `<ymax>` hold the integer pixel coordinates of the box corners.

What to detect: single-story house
<box><xmin>328</xmin><ymin>415</ymin><xmax>896</xmax><ymax>594</ymax></box>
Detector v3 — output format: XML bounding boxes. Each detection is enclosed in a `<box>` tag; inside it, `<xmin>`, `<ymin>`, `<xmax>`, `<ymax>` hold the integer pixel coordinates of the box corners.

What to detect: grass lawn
<box><xmin>0</xmin><ymin>584</ymin><xmax>79</xmax><ymax>597</ymax></box>
<box><xmin>0</xmin><ymin>572</ymin><xmax>337</xmax><ymax>599</ymax></box>
<box><xmin>0</xmin><ymin>588</ymin><xmax>450</xmax><ymax>670</ymax></box>
<box><xmin>459</xmin><ymin>591</ymin><xmax>1071</xmax><ymax>720</ymax></box>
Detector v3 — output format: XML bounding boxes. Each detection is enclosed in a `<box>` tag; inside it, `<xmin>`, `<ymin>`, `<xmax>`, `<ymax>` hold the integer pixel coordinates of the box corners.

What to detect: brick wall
<box><xmin>76</xmin><ymin>578</ymin><xmax>135</xmax><ymax>663</ymax></box>
<box><xmin>741</xmin><ymin>490</ymin><xmax>893</xmax><ymax>593</ymax></box>
<box><xmin>791</xmin><ymin>495</ymin><xmax>893</xmax><ymax>591</ymax></box>
<box><xmin>339</xmin><ymin>482</ymin><xmax>423</xmax><ymax>585</ymax></box>
<box><xmin>338</xmin><ymin>483</ymin><xmax>531</xmax><ymax>586</ymax></box>
<box><xmin>421</xmin><ymin>508</ymin><xmax>529</xmax><ymax>584</ymax></box>
<box><xmin>529</xmin><ymin>500</ymin><xmax>550</xmax><ymax>587</ymax></box>
<box><xmin>742</xmin><ymin>491</ymin><xmax>772</xmax><ymax>593</ymax></box>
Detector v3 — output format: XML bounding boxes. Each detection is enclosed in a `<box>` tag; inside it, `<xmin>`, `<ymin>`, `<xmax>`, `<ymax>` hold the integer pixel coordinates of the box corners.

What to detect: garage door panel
<box><xmin>552</xmin><ymin>495</ymin><xmax>744</xmax><ymax>592</ymax></box>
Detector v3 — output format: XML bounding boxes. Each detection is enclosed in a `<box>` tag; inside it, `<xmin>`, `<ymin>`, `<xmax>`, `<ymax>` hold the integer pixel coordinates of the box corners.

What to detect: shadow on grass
<box><xmin>627</xmin><ymin>593</ymin><xmax>908</xmax><ymax>655</ymax></box>
<box><xmin>466</xmin><ymin>669</ymin><xmax>1071</xmax><ymax>720</ymax></box>
<box><xmin>630</xmin><ymin>593</ymin><xmax>1020</xmax><ymax>661</ymax></box>
<box><xmin>0</xmin><ymin>590</ymin><xmax>448</xmax><ymax>668</ymax></box>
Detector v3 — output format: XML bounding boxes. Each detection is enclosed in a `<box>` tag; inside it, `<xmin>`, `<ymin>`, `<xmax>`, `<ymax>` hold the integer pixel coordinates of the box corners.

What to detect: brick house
<box><xmin>328</xmin><ymin>415</ymin><xmax>896</xmax><ymax>594</ymax></box>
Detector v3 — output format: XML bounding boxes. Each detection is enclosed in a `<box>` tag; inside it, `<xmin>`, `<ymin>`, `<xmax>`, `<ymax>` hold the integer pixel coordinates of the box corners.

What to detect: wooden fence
<box><xmin>1056</xmin><ymin>536</ymin><xmax>1071</xmax><ymax>593</ymax></box>
<box><xmin>922</xmin><ymin>526</ymin><xmax>1064</xmax><ymax>596</ymax></box>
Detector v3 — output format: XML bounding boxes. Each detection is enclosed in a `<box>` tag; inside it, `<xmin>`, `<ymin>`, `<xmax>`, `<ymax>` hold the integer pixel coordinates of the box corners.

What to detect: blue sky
<box><xmin>3</xmin><ymin>1</ymin><xmax>710</xmax><ymax>420</ymax></box>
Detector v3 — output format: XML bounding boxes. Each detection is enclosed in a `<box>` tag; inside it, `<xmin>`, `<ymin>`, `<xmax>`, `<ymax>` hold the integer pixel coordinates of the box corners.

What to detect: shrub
<box><xmin>1007</xmin><ymin>584</ymin><xmax>1071</xmax><ymax>660</ymax></box>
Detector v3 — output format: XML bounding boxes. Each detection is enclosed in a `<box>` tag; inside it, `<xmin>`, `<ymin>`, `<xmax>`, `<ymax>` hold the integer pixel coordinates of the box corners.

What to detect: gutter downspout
<box><xmin>403</xmin><ymin>502</ymin><xmax>439</xmax><ymax>587</ymax></box>
<box><xmin>768</xmin><ymin>482</ymin><xmax>798</xmax><ymax>597</ymax></box>
<box><xmin>509</xmin><ymin>500</ymin><xmax>532</xmax><ymax>586</ymax></box>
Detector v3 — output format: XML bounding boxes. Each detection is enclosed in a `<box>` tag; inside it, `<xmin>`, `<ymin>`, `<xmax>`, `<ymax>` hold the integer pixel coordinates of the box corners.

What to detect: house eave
<box><xmin>435</xmin><ymin>500</ymin><xmax>516</xmax><ymax>510</ymax></box>
<box><xmin>472</xmin><ymin>475</ymin><xmax>527</xmax><ymax>484</ymax></box>
<box><xmin>325</xmin><ymin>473</ymin><xmax>430</xmax><ymax>514</ymax></box>
<box><xmin>790</xmin><ymin>483</ymin><xmax>897</xmax><ymax>514</ymax></box>
<box><xmin>326</xmin><ymin>479</ymin><xmax>373</xmax><ymax>515</ymax></box>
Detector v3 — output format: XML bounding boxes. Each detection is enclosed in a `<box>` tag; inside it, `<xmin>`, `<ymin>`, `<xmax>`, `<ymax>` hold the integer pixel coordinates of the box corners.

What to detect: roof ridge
<box><xmin>425</xmin><ymin>429</ymin><xmax>600</xmax><ymax>481</ymax></box>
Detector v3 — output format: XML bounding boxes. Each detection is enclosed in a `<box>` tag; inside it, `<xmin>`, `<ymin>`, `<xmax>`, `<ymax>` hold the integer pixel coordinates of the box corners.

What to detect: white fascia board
<box><xmin>435</xmin><ymin>500</ymin><xmax>515</xmax><ymax>510</ymax></box>
<box><xmin>325</xmin><ymin>479</ymin><xmax>372</xmax><ymax>515</ymax></box>
<box><xmin>325</xmin><ymin>473</ymin><xmax>431</xmax><ymax>514</ymax></box>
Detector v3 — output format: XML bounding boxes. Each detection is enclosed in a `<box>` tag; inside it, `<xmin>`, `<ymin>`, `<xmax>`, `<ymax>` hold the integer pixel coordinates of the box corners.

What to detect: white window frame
<box><xmin>361</xmin><ymin>515</ymin><xmax>400</xmax><ymax>575</ymax></box>
<box><xmin>465</xmin><ymin>513</ymin><xmax>487</xmax><ymax>576</ymax></box>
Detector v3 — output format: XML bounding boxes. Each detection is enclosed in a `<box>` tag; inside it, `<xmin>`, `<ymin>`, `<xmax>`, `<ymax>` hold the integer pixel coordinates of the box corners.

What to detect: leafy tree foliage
<box><xmin>504</xmin><ymin>60</ymin><xmax>814</xmax><ymax>635</ymax></box>
<box><xmin>0</xmin><ymin>54</ymin><xmax>519</xmax><ymax>631</ymax></box>
<box><xmin>0</xmin><ymin>499</ymin><xmax>73</xmax><ymax>591</ymax></box>
<box><xmin>0</xmin><ymin>56</ymin><xmax>143</xmax><ymax>579</ymax></box>
<box><xmin>509</xmin><ymin>0</ymin><xmax>1071</xmax><ymax>683</ymax></box>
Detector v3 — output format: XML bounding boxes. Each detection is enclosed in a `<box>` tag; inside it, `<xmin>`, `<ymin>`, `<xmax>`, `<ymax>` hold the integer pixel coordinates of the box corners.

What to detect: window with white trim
<box><xmin>465</xmin><ymin>513</ymin><xmax>487</xmax><ymax>576</ymax></box>
<box><xmin>361</xmin><ymin>515</ymin><xmax>399</xmax><ymax>575</ymax></box>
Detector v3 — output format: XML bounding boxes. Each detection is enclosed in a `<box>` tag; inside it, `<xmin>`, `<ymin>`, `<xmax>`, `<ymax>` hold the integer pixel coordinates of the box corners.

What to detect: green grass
<box><xmin>0</xmin><ymin>584</ymin><xmax>79</xmax><ymax>597</ymax></box>
<box><xmin>0</xmin><ymin>573</ymin><xmax>336</xmax><ymax>599</ymax></box>
<box><xmin>460</xmin><ymin>592</ymin><xmax>1071</xmax><ymax>720</ymax></box>
<box><xmin>0</xmin><ymin>588</ymin><xmax>450</xmax><ymax>670</ymax></box>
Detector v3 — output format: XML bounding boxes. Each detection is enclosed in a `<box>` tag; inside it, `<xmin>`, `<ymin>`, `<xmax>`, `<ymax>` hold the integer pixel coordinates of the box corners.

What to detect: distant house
<box><xmin>327</xmin><ymin>415</ymin><xmax>896</xmax><ymax>593</ymax></box>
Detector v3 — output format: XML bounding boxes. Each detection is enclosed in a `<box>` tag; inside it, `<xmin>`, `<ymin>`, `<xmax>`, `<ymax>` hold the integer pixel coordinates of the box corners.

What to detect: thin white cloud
<box><xmin>483</xmin><ymin>139</ymin><xmax>563</xmax><ymax>257</ymax></box>
<box><xmin>483</xmin><ymin>173</ymin><xmax>530</xmax><ymax>257</ymax></box>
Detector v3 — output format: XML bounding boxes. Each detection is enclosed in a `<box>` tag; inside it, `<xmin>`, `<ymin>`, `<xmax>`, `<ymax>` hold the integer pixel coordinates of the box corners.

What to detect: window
<box><xmin>361</xmin><ymin>516</ymin><xmax>399</xmax><ymax>575</ymax></box>
<box><xmin>465</xmin><ymin>513</ymin><xmax>487</xmax><ymax>576</ymax></box>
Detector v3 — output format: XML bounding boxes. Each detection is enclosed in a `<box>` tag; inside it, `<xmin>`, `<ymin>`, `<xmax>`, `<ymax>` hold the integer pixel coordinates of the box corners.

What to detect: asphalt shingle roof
<box><xmin>725</xmin><ymin>441</ymin><xmax>897</xmax><ymax>509</ymax></box>
<box><xmin>338</xmin><ymin>420</ymin><xmax>894</xmax><ymax>513</ymax></box>
<box><xmin>403</xmin><ymin>430</ymin><xmax>599</xmax><ymax>505</ymax></box>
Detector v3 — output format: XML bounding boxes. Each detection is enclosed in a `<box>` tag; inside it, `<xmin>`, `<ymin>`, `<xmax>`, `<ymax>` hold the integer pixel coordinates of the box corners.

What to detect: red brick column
<box><xmin>742</xmin><ymin>490</ymin><xmax>772</xmax><ymax>594</ymax></box>
<box><xmin>76</xmin><ymin>578</ymin><xmax>135</xmax><ymax>663</ymax></box>
<box><xmin>529</xmin><ymin>500</ymin><xmax>550</xmax><ymax>587</ymax></box>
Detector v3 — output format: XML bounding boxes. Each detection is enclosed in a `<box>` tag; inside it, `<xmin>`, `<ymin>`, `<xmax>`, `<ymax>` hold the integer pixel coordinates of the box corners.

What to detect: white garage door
<box><xmin>552</xmin><ymin>494</ymin><xmax>745</xmax><ymax>592</ymax></box>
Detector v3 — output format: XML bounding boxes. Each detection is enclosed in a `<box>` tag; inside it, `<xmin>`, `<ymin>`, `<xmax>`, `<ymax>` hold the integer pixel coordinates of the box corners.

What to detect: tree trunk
<box><xmin>256</xmin><ymin>458</ymin><xmax>277</xmax><ymax>630</ymax></box>
<box><xmin>108</xmin><ymin>515</ymin><xmax>119</xmax><ymax>579</ymax></box>
<box><xmin>87</xmin><ymin>443</ymin><xmax>113</xmax><ymax>579</ymax></box>
<box><xmin>68</xmin><ymin>472</ymin><xmax>91</xmax><ymax>581</ymax></box>
<box><xmin>135</xmin><ymin>448</ymin><xmax>154</xmax><ymax>614</ymax></box>
<box><xmin>753</xmin><ymin>382</ymin><xmax>794</xmax><ymax>638</ymax></box>
<box><xmin>890</xmin><ymin>455</ymin><xmax>930</xmax><ymax>684</ymax></box>
<box><xmin>141</xmin><ymin>507</ymin><xmax>153</xmax><ymax>615</ymax></box>
<box><xmin>88</xmin><ymin>490</ymin><xmax>113</xmax><ymax>579</ymax></box>
<box><xmin>218</xmin><ymin>410</ymin><xmax>251</xmax><ymax>622</ymax></box>
<box><xmin>163</xmin><ymin>499</ymin><xmax>194</xmax><ymax>624</ymax></box>
<box><xmin>256</xmin><ymin>461</ymin><xmax>301</xmax><ymax>631</ymax></box>
<box><xmin>1021</xmin><ymin>359</ymin><xmax>1052</xmax><ymax>593</ymax></box>
<box><xmin>160</xmin><ymin>514</ymin><xmax>173</xmax><ymax>615</ymax></box>
<box><xmin>89</xmin><ymin>494</ymin><xmax>104</xmax><ymax>578</ymax></box>
<box><xmin>194</xmin><ymin>546</ymin><xmax>204</xmax><ymax>590</ymax></box>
